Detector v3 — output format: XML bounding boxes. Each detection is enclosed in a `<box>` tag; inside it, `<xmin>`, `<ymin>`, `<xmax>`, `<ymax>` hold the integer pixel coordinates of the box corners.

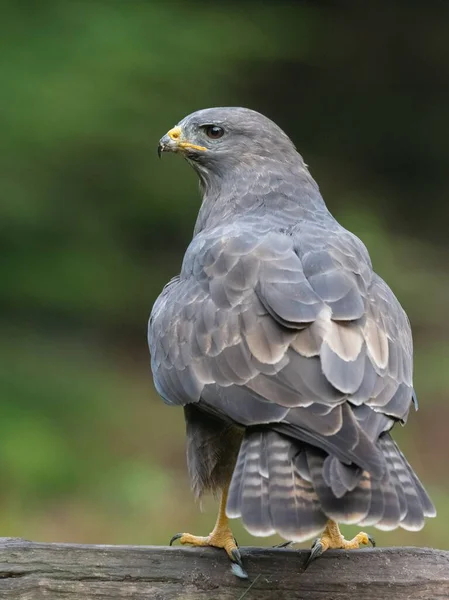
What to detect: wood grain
<box><xmin>0</xmin><ymin>538</ymin><xmax>448</xmax><ymax>599</ymax></box>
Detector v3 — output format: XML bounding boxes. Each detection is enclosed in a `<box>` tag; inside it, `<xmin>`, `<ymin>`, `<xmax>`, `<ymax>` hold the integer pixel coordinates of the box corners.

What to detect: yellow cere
<box><xmin>167</xmin><ymin>126</ymin><xmax>182</xmax><ymax>140</ymax></box>
<box><xmin>168</xmin><ymin>126</ymin><xmax>207</xmax><ymax>152</ymax></box>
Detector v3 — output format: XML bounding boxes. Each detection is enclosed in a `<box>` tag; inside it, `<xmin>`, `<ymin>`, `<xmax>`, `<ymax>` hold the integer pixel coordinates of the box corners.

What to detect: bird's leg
<box><xmin>170</xmin><ymin>483</ymin><xmax>247</xmax><ymax>578</ymax></box>
<box><xmin>306</xmin><ymin>519</ymin><xmax>375</xmax><ymax>566</ymax></box>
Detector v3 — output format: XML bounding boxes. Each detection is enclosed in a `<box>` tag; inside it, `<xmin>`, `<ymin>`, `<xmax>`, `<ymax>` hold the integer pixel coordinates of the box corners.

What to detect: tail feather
<box><xmin>267</xmin><ymin>435</ymin><xmax>326</xmax><ymax>540</ymax></box>
<box><xmin>227</xmin><ymin>431</ymin><xmax>276</xmax><ymax>536</ymax></box>
<box><xmin>379</xmin><ymin>435</ymin><xmax>435</xmax><ymax>530</ymax></box>
<box><xmin>227</xmin><ymin>429</ymin><xmax>435</xmax><ymax>542</ymax></box>
<box><xmin>307</xmin><ymin>450</ymin><xmax>372</xmax><ymax>524</ymax></box>
<box><xmin>226</xmin><ymin>435</ymin><xmax>249</xmax><ymax>518</ymax></box>
<box><xmin>227</xmin><ymin>430</ymin><xmax>327</xmax><ymax>541</ymax></box>
<box><xmin>372</xmin><ymin>472</ymin><xmax>402</xmax><ymax>531</ymax></box>
<box><xmin>376</xmin><ymin>435</ymin><xmax>417</xmax><ymax>530</ymax></box>
<box><xmin>358</xmin><ymin>473</ymin><xmax>385</xmax><ymax>526</ymax></box>
<box><xmin>399</xmin><ymin>443</ymin><xmax>436</xmax><ymax>517</ymax></box>
<box><xmin>242</xmin><ymin>434</ymin><xmax>274</xmax><ymax>536</ymax></box>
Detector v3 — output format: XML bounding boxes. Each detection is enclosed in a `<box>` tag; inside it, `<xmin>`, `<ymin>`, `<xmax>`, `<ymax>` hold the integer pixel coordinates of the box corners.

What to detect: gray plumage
<box><xmin>149</xmin><ymin>107</ymin><xmax>435</xmax><ymax>541</ymax></box>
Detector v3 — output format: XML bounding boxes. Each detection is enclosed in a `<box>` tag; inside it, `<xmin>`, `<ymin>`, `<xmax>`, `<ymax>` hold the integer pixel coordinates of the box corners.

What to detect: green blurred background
<box><xmin>1</xmin><ymin>1</ymin><xmax>448</xmax><ymax>550</ymax></box>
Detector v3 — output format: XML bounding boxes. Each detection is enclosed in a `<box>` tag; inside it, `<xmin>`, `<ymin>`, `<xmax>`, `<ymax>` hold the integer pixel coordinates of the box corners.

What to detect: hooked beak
<box><xmin>158</xmin><ymin>126</ymin><xmax>207</xmax><ymax>158</ymax></box>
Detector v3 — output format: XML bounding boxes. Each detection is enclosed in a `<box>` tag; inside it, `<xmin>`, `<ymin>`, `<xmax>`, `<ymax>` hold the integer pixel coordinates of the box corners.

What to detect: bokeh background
<box><xmin>1</xmin><ymin>1</ymin><xmax>448</xmax><ymax>551</ymax></box>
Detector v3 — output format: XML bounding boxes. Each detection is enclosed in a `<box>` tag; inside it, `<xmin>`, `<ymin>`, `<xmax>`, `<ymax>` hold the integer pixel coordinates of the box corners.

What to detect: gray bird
<box><xmin>149</xmin><ymin>107</ymin><xmax>435</xmax><ymax>578</ymax></box>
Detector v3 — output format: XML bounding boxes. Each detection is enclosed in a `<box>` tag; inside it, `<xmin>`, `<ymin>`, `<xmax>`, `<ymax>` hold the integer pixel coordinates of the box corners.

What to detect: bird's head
<box><xmin>158</xmin><ymin>107</ymin><xmax>299</xmax><ymax>174</ymax></box>
<box><xmin>157</xmin><ymin>107</ymin><xmax>321</xmax><ymax>227</ymax></box>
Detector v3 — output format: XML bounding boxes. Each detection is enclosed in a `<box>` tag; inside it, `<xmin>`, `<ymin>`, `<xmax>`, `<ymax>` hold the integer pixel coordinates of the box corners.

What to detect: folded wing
<box><xmin>149</xmin><ymin>220</ymin><xmax>414</xmax><ymax>472</ymax></box>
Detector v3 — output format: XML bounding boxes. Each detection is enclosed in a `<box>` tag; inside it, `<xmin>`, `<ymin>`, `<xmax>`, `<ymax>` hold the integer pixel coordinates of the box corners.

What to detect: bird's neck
<box><xmin>193</xmin><ymin>158</ymin><xmax>330</xmax><ymax>235</ymax></box>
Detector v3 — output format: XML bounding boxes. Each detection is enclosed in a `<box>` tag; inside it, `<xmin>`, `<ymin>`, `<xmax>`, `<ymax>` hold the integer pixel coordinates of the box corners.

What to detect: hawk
<box><xmin>149</xmin><ymin>107</ymin><xmax>435</xmax><ymax>578</ymax></box>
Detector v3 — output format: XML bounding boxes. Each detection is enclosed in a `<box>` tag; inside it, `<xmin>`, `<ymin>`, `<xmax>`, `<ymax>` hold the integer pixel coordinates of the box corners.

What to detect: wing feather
<box><xmin>149</xmin><ymin>221</ymin><xmax>415</xmax><ymax>474</ymax></box>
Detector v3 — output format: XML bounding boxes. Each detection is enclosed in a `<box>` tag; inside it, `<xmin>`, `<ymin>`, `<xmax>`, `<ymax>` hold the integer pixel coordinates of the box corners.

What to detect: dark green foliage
<box><xmin>0</xmin><ymin>1</ymin><xmax>447</xmax><ymax>548</ymax></box>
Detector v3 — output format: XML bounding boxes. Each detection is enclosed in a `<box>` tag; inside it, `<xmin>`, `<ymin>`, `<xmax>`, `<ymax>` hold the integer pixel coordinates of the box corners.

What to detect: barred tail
<box><xmin>363</xmin><ymin>434</ymin><xmax>436</xmax><ymax>531</ymax></box>
<box><xmin>227</xmin><ymin>429</ymin><xmax>327</xmax><ymax>541</ymax></box>
<box><xmin>227</xmin><ymin>429</ymin><xmax>435</xmax><ymax>541</ymax></box>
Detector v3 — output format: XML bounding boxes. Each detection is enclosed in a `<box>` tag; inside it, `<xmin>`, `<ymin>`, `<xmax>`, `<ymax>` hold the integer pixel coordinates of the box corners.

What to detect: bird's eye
<box><xmin>204</xmin><ymin>125</ymin><xmax>224</xmax><ymax>139</ymax></box>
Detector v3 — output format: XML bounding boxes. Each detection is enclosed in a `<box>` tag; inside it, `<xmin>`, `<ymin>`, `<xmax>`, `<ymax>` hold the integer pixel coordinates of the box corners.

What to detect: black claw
<box><xmin>273</xmin><ymin>541</ymin><xmax>293</xmax><ymax>548</ymax></box>
<box><xmin>169</xmin><ymin>533</ymin><xmax>183</xmax><ymax>546</ymax></box>
<box><xmin>368</xmin><ymin>535</ymin><xmax>376</xmax><ymax>548</ymax></box>
<box><xmin>230</xmin><ymin>547</ymin><xmax>243</xmax><ymax>567</ymax></box>
<box><xmin>231</xmin><ymin>562</ymin><xmax>248</xmax><ymax>579</ymax></box>
<box><xmin>305</xmin><ymin>539</ymin><xmax>324</xmax><ymax>568</ymax></box>
<box><xmin>230</xmin><ymin>547</ymin><xmax>248</xmax><ymax>579</ymax></box>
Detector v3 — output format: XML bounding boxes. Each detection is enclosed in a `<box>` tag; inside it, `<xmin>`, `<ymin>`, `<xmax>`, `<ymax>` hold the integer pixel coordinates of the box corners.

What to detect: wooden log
<box><xmin>0</xmin><ymin>538</ymin><xmax>448</xmax><ymax>599</ymax></box>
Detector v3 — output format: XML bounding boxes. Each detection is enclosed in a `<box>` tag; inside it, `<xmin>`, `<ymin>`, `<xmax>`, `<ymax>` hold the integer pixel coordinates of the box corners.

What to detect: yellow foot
<box><xmin>306</xmin><ymin>519</ymin><xmax>375</xmax><ymax>567</ymax></box>
<box><xmin>170</xmin><ymin>526</ymin><xmax>247</xmax><ymax>579</ymax></box>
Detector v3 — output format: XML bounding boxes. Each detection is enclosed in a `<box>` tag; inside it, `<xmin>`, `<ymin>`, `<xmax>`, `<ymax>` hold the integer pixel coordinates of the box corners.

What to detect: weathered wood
<box><xmin>0</xmin><ymin>538</ymin><xmax>447</xmax><ymax>599</ymax></box>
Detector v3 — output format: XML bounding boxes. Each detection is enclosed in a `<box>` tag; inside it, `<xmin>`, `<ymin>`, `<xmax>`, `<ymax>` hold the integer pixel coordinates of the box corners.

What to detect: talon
<box><xmin>169</xmin><ymin>533</ymin><xmax>183</xmax><ymax>546</ymax></box>
<box><xmin>231</xmin><ymin>561</ymin><xmax>248</xmax><ymax>579</ymax></box>
<box><xmin>306</xmin><ymin>539</ymin><xmax>324</xmax><ymax>568</ymax></box>
<box><xmin>168</xmin><ymin>485</ymin><xmax>246</xmax><ymax>578</ymax></box>
<box><xmin>274</xmin><ymin>541</ymin><xmax>293</xmax><ymax>548</ymax></box>
<box><xmin>230</xmin><ymin>547</ymin><xmax>243</xmax><ymax>567</ymax></box>
<box><xmin>230</xmin><ymin>547</ymin><xmax>248</xmax><ymax>578</ymax></box>
<box><xmin>305</xmin><ymin>520</ymin><xmax>376</xmax><ymax>566</ymax></box>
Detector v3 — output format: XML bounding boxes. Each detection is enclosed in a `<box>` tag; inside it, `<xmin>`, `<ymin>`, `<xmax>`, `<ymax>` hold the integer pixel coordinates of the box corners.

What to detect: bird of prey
<box><xmin>149</xmin><ymin>107</ymin><xmax>435</xmax><ymax>578</ymax></box>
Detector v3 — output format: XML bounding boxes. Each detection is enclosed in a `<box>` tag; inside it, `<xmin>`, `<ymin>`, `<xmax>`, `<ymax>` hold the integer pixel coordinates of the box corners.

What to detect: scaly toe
<box><xmin>354</xmin><ymin>532</ymin><xmax>375</xmax><ymax>548</ymax></box>
<box><xmin>169</xmin><ymin>529</ymin><xmax>247</xmax><ymax>578</ymax></box>
<box><xmin>169</xmin><ymin>532</ymin><xmax>209</xmax><ymax>547</ymax></box>
<box><xmin>342</xmin><ymin>531</ymin><xmax>376</xmax><ymax>550</ymax></box>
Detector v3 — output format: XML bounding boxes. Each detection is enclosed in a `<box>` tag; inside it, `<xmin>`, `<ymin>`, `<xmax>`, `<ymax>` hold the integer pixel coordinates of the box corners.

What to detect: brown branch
<box><xmin>0</xmin><ymin>538</ymin><xmax>448</xmax><ymax>599</ymax></box>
